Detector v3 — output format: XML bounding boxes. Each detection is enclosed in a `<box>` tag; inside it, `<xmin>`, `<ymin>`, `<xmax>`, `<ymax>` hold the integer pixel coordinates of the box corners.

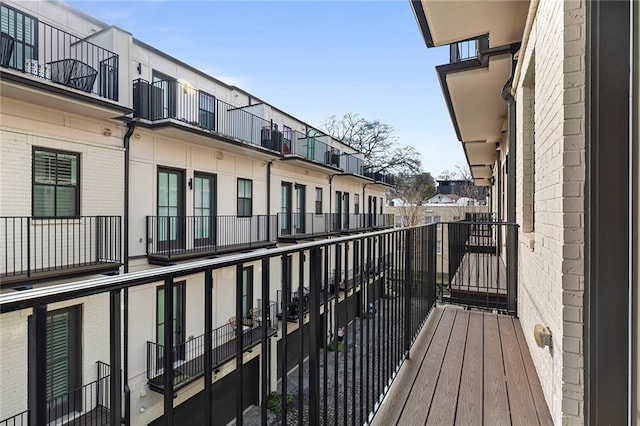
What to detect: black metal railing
<box><xmin>450</xmin><ymin>39</ymin><xmax>478</xmax><ymax>62</ymax></box>
<box><xmin>363</xmin><ymin>168</ymin><xmax>396</xmax><ymax>186</ymax></box>
<box><xmin>1</xmin><ymin>225</ymin><xmax>435</xmax><ymax>425</ymax></box>
<box><xmin>331</xmin><ymin>213</ymin><xmax>395</xmax><ymax>233</ymax></box>
<box><xmin>146</xmin><ymin>302</ymin><xmax>277</xmax><ymax>392</ymax></box>
<box><xmin>0</xmin><ymin>216</ymin><xmax>121</xmax><ymax>284</ymax></box>
<box><xmin>0</xmin><ymin>362</ymin><xmax>110</xmax><ymax>426</ymax></box>
<box><xmin>278</xmin><ymin>213</ymin><xmax>333</xmax><ymax>238</ymax></box>
<box><xmin>286</xmin><ymin>129</ymin><xmax>336</xmax><ymax>166</ymax></box>
<box><xmin>0</xmin><ymin>410</ymin><xmax>28</xmax><ymax>426</ymax></box>
<box><xmin>435</xmin><ymin>221</ymin><xmax>518</xmax><ymax>314</ymax></box>
<box><xmin>46</xmin><ymin>361</ymin><xmax>111</xmax><ymax>426</ymax></box>
<box><xmin>0</xmin><ymin>5</ymin><xmax>118</xmax><ymax>100</ymax></box>
<box><xmin>146</xmin><ymin>215</ymin><xmax>276</xmax><ymax>261</ymax></box>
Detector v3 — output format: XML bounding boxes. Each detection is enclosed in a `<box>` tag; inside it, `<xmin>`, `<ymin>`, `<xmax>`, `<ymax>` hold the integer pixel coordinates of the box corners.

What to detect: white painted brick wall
<box><xmin>514</xmin><ymin>0</ymin><xmax>586</xmax><ymax>424</ymax></box>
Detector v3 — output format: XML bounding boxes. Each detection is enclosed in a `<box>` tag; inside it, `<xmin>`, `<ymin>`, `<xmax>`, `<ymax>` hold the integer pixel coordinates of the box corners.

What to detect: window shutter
<box><xmin>46</xmin><ymin>311</ymin><xmax>71</xmax><ymax>401</ymax></box>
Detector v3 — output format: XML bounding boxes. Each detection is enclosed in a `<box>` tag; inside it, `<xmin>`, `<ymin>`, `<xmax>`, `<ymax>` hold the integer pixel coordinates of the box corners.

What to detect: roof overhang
<box><xmin>280</xmin><ymin>155</ymin><xmax>342</xmax><ymax>174</ymax></box>
<box><xmin>437</xmin><ymin>51</ymin><xmax>512</xmax><ymax>184</ymax></box>
<box><xmin>411</xmin><ymin>0</ymin><xmax>530</xmax><ymax>48</ymax></box>
<box><xmin>0</xmin><ymin>69</ymin><xmax>131</xmax><ymax>120</ymax></box>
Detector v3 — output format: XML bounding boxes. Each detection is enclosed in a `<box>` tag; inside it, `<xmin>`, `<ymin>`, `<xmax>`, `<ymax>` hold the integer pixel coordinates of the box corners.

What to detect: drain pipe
<box><xmin>501</xmin><ymin>46</ymin><xmax>519</xmax><ymax>315</ymax></box>
<box><xmin>266</xmin><ymin>160</ymin><xmax>275</xmax><ymax>240</ymax></box>
<box><xmin>122</xmin><ymin>121</ymin><xmax>135</xmax><ymax>425</ymax></box>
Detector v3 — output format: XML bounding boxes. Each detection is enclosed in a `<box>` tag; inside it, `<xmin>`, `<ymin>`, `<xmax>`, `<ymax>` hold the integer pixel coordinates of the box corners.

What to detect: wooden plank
<box><xmin>455</xmin><ymin>311</ymin><xmax>484</xmax><ymax>426</ymax></box>
<box><xmin>426</xmin><ymin>310</ymin><xmax>470</xmax><ymax>425</ymax></box>
<box><xmin>483</xmin><ymin>313</ymin><xmax>510</xmax><ymax>425</ymax></box>
<box><xmin>451</xmin><ymin>254</ymin><xmax>507</xmax><ymax>294</ymax></box>
<box><xmin>498</xmin><ymin>315</ymin><xmax>539</xmax><ymax>425</ymax></box>
<box><xmin>397</xmin><ymin>308</ymin><xmax>457</xmax><ymax>425</ymax></box>
<box><xmin>371</xmin><ymin>307</ymin><xmax>444</xmax><ymax>426</ymax></box>
<box><xmin>513</xmin><ymin>318</ymin><xmax>554</xmax><ymax>426</ymax></box>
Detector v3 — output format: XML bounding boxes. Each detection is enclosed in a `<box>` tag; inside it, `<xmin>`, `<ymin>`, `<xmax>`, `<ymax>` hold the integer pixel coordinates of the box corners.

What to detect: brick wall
<box><xmin>514</xmin><ymin>0</ymin><xmax>586</xmax><ymax>424</ymax></box>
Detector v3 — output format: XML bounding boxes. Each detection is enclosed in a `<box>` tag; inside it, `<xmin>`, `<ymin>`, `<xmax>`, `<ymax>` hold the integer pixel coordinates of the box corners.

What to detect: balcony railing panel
<box><xmin>0</xmin><ymin>5</ymin><xmax>118</xmax><ymax>100</ymax></box>
<box><xmin>146</xmin><ymin>215</ymin><xmax>276</xmax><ymax>261</ymax></box>
<box><xmin>0</xmin><ymin>361</ymin><xmax>110</xmax><ymax>426</ymax></box>
<box><xmin>1</xmin><ymin>226</ymin><xmax>436</xmax><ymax>425</ymax></box>
<box><xmin>146</xmin><ymin>302</ymin><xmax>277</xmax><ymax>392</ymax></box>
<box><xmin>0</xmin><ymin>216</ymin><xmax>121</xmax><ymax>283</ymax></box>
<box><xmin>435</xmin><ymin>220</ymin><xmax>518</xmax><ymax>314</ymax></box>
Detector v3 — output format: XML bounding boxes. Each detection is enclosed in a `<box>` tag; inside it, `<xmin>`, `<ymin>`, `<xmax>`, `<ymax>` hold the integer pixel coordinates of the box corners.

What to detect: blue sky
<box><xmin>69</xmin><ymin>0</ymin><xmax>467</xmax><ymax>177</ymax></box>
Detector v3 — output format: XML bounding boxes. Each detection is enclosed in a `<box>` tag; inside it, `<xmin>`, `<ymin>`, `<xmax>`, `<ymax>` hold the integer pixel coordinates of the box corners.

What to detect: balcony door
<box><xmin>294</xmin><ymin>184</ymin><xmax>305</xmax><ymax>234</ymax></box>
<box><xmin>334</xmin><ymin>191</ymin><xmax>342</xmax><ymax>230</ymax></box>
<box><xmin>152</xmin><ymin>70</ymin><xmax>176</xmax><ymax>120</ymax></box>
<box><xmin>342</xmin><ymin>192</ymin><xmax>350</xmax><ymax>229</ymax></box>
<box><xmin>156</xmin><ymin>281</ymin><xmax>186</xmax><ymax>363</ymax></box>
<box><xmin>157</xmin><ymin>167</ymin><xmax>185</xmax><ymax>252</ymax></box>
<box><xmin>281</xmin><ymin>182</ymin><xmax>292</xmax><ymax>234</ymax></box>
<box><xmin>193</xmin><ymin>172</ymin><xmax>216</xmax><ymax>248</ymax></box>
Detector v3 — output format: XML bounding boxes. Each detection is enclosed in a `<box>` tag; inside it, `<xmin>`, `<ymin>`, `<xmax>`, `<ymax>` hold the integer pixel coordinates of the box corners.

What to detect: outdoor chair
<box><xmin>48</xmin><ymin>58</ymin><xmax>98</xmax><ymax>93</ymax></box>
<box><xmin>228</xmin><ymin>316</ymin><xmax>250</xmax><ymax>334</ymax></box>
<box><xmin>248</xmin><ymin>307</ymin><xmax>262</xmax><ymax>328</ymax></box>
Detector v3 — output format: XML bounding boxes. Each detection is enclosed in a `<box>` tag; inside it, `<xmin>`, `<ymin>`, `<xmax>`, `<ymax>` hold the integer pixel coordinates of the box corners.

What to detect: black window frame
<box><xmin>32</xmin><ymin>147</ymin><xmax>80</xmax><ymax>218</ymax></box>
<box><xmin>315</xmin><ymin>187</ymin><xmax>323</xmax><ymax>215</ymax></box>
<box><xmin>28</xmin><ymin>305</ymin><xmax>82</xmax><ymax>421</ymax></box>
<box><xmin>237</xmin><ymin>178</ymin><xmax>253</xmax><ymax>217</ymax></box>
<box><xmin>354</xmin><ymin>193</ymin><xmax>360</xmax><ymax>215</ymax></box>
<box><xmin>242</xmin><ymin>265</ymin><xmax>254</xmax><ymax>317</ymax></box>
<box><xmin>0</xmin><ymin>3</ymin><xmax>38</xmax><ymax>72</ymax></box>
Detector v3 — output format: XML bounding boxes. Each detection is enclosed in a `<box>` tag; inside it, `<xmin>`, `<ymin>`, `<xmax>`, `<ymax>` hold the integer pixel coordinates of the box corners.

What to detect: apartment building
<box><xmin>411</xmin><ymin>0</ymin><xmax>637</xmax><ymax>423</ymax></box>
<box><xmin>0</xmin><ymin>1</ymin><xmax>394</xmax><ymax>425</ymax></box>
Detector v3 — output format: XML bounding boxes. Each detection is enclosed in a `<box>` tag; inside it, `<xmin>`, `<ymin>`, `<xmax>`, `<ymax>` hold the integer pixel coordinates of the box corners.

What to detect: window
<box><xmin>434</xmin><ymin>216</ymin><xmax>442</xmax><ymax>230</ymax></box>
<box><xmin>281</xmin><ymin>182</ymin><xmax>292</xmax><ymax>233</ymax></box>
<box><xmin>354</xmin><ymin>194</ymin><xmax>360</xmax><ymax>214</ymax></box>
<box><xmin>283</xmin><ymin>126</ymin><xmax>292</xmax><ymax>154</ymax></box>
<box><xmin>237</xmin><ymin>178</ymin><xmax>253</xmax><ymax>217</ymax></box>
<box><xmin>1</xmin><ymin>4</ymin><xmax>37</xmax><ymax>72</ymax></box>
<box><xmin>242</xmin><ymin>266</ymin><xmax>254</xmax><ymax>317</ymax></box>
<box><xmin>295</xmin><ymin>184</ymin><xmax>306</xmax><ymax>233</ymax></box>
<box><xmin>424</xmin><ymin>216</ymin><xmax>433</xmax><ymax>225</ymax></box>
<box><xmin>194</xmin><ymin>172</ymin><xmax>215</xmax><ymax>245</ymax></box>
<box><xmin>523</xmin><ymin>58</ymin><xmax>536</xmax><ymax>233</ymax></box>
<box><xmin>315</xmin><ymin>188</ymin><xmax>323</xmax><ymax>214</ymax></box>
<box><xmin>198</xmin><ymin>91</ymin><xmax>215</xmax><ymax>130</ymax></box>
<box><xmin>436</xmin><ymin>240</ymin><xmax>442</xmax><ymax>255</ymax></box>
<box><xmin>33</xmin><ymin>148</ymin><xmax>79</xmax><ymax>217</ymax></box>
<box><xmin>29</xmin><ymin>306</ymin><xmax>81</xmax><ymax>421</ymax></box>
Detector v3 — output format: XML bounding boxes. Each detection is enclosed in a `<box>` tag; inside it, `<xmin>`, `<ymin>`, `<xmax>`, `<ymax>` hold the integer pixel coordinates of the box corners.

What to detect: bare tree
<box><xmin>322</xmin><ymin>113</ymin><xmax>422</xmax><ymax>175</ymax></box>
<box><xmin>393</xmin><ymin>173</ymin><xmax>436</xmax><ymax>226</ymax></box>
<box><xmin>438</xmin><ymin>169</ymin><xmax>459</xmax><ymax>180</ymax></box>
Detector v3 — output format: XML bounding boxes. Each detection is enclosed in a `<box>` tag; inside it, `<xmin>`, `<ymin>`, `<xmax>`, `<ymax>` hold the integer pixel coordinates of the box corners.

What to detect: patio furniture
<box><xmin>248</xmin><ymin>307</ymin><xmax>262</xmax><ymax>328</ymax></box>
<box><xmin>48</xmin><ymin>58</ymin><xmax>97</xmax><ymax>93</ymax></box>
<box><xmin>0</xmin><ymin>32</ymin><xmax>15</xmax><ymax>67</ymax></box>
<box><xmin>228</xmin><ymin>316</ymin><xmax>250</xmax><ymax>333</ymax></box>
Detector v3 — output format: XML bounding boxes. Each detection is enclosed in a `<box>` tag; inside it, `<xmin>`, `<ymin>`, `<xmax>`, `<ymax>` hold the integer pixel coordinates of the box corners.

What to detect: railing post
<box><xmin>26</xmin><ymin>217</ymin><xmax>31</xmax><ymax>278</ymax></box>
<box><xmin>28</xmin><ymin>305</ymin><xmax>47</xmax><ymax>426</ymax></box>
<box><xmin>308</xmin><ymin>247</ymin><xmax>321</xmax><ymax>426</ymax></box>
<box><xmin>507</xmin><ymin>224</ymin><xmax>518</xmax><ymax>316</ymax></box>
<box><xmin>235</xmin><ymin>263</ymin><xmax>244</xmax><ymax>426</ymax></box>
<box><xmin>203</xmin><ymin>269</ymin><xmax>213</xmax><ymax>426</ymax></box>
<box><xmin>109</xmin><ymin>289</ymin><xmax>122</xmax><ymax>426</ymax></box>
<box><xmin>163</xmin><ymin>278</ymin><xmax>174</xmax><ymax>425</ymax></box>
<box><xmin>404</xmin><ymin>229</ymin><xmax>412</xmax><ymax>358</ymax></box>
<box><xmin>260</xmin><ymin>258</ymin><xmax>270</xmax><ymax>426</ymax></box>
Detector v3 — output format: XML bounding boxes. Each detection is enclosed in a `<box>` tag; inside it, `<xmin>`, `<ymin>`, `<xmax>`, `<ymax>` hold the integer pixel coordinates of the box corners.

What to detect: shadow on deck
<box><xmin>372</xmin><ymin>306</ymin><xmax>553</xmax><ymax>425</ymax></box>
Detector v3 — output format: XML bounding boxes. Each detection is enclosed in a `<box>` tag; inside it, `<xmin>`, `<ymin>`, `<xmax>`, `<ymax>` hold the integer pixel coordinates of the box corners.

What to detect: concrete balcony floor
<box><xmin>372</xmin><ymin>306</ymin><xmax>553</xmax><ymax>425</ymax></box>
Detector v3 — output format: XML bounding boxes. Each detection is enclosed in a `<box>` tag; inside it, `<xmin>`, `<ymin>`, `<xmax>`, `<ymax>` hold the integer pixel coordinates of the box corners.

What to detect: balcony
<box><xmin>0</xmin><ymin>361</ymin><xmax>111</xmax><ymax>426</ymax></box>
<box><xmin>0</xmin><ymin>4</ymin><xmax>118</xmax><ymax>101</ymax></box>
<box><xmin>0</xmin><ymin>222</ymin><xmax>547</xmax><ymax>425</ymax></box>
<box><xmin>146</xmin><ymin>215</ymin><xmax>276</xmax><ymax>264</ymax></box>
<box><xmin>146</xmin><ymin>303</ymin><xmax>277</xmax><ymax>393</ymax></box>
<box><xmin>0</xmin><ymin>216</ymin><xmax>122</xmax><ymax>287</ymax></box>
<box><xmin>363</xmin><ymin>167</ymin><xmax>396</xmax><ymax>186</ymax></box>
<box><xmin>132</xmin><ymin>79</ymin><xmax>277</xmax><ymax>153</ymax></box>
<box><xmin>332</xmin><ymin>213</ymin><xmax>395</xmax><ymax>234</ymax></box>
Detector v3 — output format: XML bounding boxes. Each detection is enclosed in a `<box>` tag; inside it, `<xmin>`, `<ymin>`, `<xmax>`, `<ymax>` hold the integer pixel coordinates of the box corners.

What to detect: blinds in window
<box><xmin>33</xmin><ymin>150</ymin><xmax>79</xmax><ymax>217</ymax></box>
<box><xmin>46</xmin><ymin>311</ymin><xmax>71</xmax><ymax>401</ymax></box>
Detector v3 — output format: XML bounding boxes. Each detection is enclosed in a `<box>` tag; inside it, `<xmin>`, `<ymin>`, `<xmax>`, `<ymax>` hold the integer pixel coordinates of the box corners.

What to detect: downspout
<box><xmin>122</xmin><ymin>121</ymin><xmax>135</xmax><ymax>425</ymax></box>
<box><xmin>329</xmin><ymin>174</ymin><xmax>336</xmax><ymax>224</ymax></box>
<box><xmin>266</xmin><ymin>160</ymin><xmax>275</xmax><ymax>240</ymax></box>
<box><xmin>502</xmin><ymin>46</ymin><xmax>519</xmax><ymax>315</ymax></box>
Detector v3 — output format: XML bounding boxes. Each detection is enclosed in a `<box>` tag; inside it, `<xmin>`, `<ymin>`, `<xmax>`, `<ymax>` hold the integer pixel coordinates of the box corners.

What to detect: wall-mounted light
<box><xmin>534</xmin><ymin>324</ymin><xmax>552</xmax><ymax>348</ymax></box>
<box><xmin>137</xmin><ymin>63</ymin><xmax>142</xmax><ymax>75</ymax></box>
<box><xmin>188</xmin><ymin>178</ymin><xmax>193</xmax><ymax>190</ymax></box>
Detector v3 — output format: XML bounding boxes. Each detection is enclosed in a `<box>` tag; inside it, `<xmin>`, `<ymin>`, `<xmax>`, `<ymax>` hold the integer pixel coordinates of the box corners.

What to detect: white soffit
<box><xmin>474</xmin><ymin>177</ymin><xmax>491</xmax><ymax>187</ymax></box>
<box><xmin>447</xmin><ymin>53</ymin><xmax>511</xmax><ymax>143</ymax></box>
<box><xmin>465</xmin><ymin>141</ymin><xmax>497</xmax><ymax>165</ymax></box>
<box><xmin>421</xmin><ymin>0</ymin><xmax>529</xmax><ymax>48</ymax></box>
<box><xmin>470</xmin><ymin>165</ymin><xmax>493</xmax><ymax>179</ymax></box>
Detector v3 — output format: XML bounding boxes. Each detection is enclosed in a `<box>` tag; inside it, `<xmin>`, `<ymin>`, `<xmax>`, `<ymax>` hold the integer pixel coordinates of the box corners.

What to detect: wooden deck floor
<box><xmin>372</xmin><ymin>307</ymin><xmax>553</xmax><ymax>426</ymax></box>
